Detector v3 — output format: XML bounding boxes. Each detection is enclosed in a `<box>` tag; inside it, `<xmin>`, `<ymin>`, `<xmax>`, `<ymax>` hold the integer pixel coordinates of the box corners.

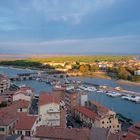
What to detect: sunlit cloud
<box><xmin>0</xmin><ymin>0</ymin><xmax>140</xmax><ymax>54</ymax></box>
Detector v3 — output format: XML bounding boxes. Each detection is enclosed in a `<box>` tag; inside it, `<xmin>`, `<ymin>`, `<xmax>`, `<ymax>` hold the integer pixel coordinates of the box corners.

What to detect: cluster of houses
<box><xmin>0</xmin><ymin>74</ymin><xmax>140</xmax><ymax>140</ymax></box>
<box><xmin>0</xmin><ymin>87</ymin><xmax>67</xmax><ymax>138</ymax></box>
<box><xmin>42</xmin><ymin>59</ymin><xmax>140</xmax><ymax>74</ymax></box>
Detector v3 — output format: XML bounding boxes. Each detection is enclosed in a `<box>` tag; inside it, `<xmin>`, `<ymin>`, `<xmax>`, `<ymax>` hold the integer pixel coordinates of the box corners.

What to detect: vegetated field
<box><xmin>0</xmin><ymin>60</ymin><xmax>42</xmax><ymax>67</ymax></box>
<box><xmin>27</xmin><ymin>56</ymin><xmax>134</xmax><ymax>63</ymax></box>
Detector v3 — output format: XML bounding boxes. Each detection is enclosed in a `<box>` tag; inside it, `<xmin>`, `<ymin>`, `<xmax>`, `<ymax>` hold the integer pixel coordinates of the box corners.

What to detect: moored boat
<box><xmin>79</xmin><ymin>85</ymin><xmax>96</xmax><ymax>92</ymax></box>
<box><xmin>106</xmin><ymin>92</ymin><xmax>122</xmax><ymax>97</ymax></box>
<box><xmin>121</xmin><ymin>95</ymin><xmax>140</xmax><ymax>103</ymax></box>
<box><xmin>121</xmin><ymin>95</ymin><xmax>132</xmax><ymax>100</ymax></box>
<box><xmin>66</xmin><ymin>85</ymin><xmax>75</xmax><ymax>91</ymax></box>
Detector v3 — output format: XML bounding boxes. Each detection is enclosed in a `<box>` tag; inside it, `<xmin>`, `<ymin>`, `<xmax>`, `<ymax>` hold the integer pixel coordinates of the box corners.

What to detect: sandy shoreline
<box><xmin>117</xmin><ymin>80</ymin><xmax>140</xmax><ymax>86</ymax></box>
<box><xmin>67</xmin><ymin>72</ymin><xmax>111</xmax><ymax>79</ymax></box>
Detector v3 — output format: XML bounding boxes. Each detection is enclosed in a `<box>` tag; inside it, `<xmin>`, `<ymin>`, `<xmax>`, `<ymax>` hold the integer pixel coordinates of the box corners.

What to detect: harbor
<box><xmin>0</xmin><ymin>66</ymin><xmax>140</xmax><ymax>122</ymax></box>
<box><xmin>9</xmin><ymin>70</ymin><xmax>140</xmax><ymax>99</ymax></box>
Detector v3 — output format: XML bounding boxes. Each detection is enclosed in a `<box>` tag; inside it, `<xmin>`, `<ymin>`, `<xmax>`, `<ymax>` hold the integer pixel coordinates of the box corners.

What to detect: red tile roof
<box><xmin>90</xmin><ymin>100</ymin><xmax>109</xmax><ymax>114</ymax></box>
<box><xmin>128</xmin><ymin>121</ymin><xmax>140</xmax><ymax>136</ymax></box>
<box><xmin>0</xmin><ymin>74</ymin><xmax>9</xmax><ymax>81</ymax></box>
<box><xmin>15</xmin><ymin>87</ymin><xmax>34</xmax><ymax>95</ymax></box>
<box><xmin>0</xmin><ymin>100</ymin><xmax>29</xmax><ymax>126</ymax></box>
<box><xmin>0</xmin><ymin>105</ymin><xmax>18</xmax><ymax>126</ymax></box>
<box><xmin>108</xmin><ymin>133</ymin><xmax>120</xmax><ymax>140</ymax></box>
<box><xmin>36</xmin><ymin>126</ymin><xmax>90</xmax><ymax>140</ymax></box>
<box><xmin>13</xmin><ymin>100</ymin><xmax>30</xmax><ymax>109</ymax></box>
<box><xmin>74</xmin><ymin>106</ymin><xmax>98</xmax><ymax>120</ymax></box>
<box><xmin>60</xmin><ymin>110</ymin><xmax>66</xmax><ymax>128</ymax></box>
<box><xmin>120</xmin><ymin>132</ymin><xmax>140</xmax><ymax>140</ymax></box>
<box><xmin>39</xmin><ymin>92</ymin><xmax>60</xmax><ymax>106</ymax></box>
<box><xmin>15</xmin><ymin>112</ymin><xmax>37</xmax><ymax>130</ymax></box>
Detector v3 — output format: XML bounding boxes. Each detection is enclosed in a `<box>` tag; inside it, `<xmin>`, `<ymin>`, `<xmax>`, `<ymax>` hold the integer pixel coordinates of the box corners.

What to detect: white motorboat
<box><xmin>53</xmin><ymin>84</ymin><xmax>65</xmax><ymax>91</ymax></box>
<box><xmin>66</xmin><ymin>85</ymin><xmax>75</xmax><ymax>91</ymax></box>
<box><xmin>129</xmin><ymin>96</ymin><xmax>140</xmax><ymax>102</ymax></box>
<box><xmin>106</xmin><ymin>92</ymin><xmax>122</xmax><ymax>97</ymax></box>
<box><xmin>86</xmin><ymin>86</ymin><xmax>97</xmax><ymax>92</ymax></box>
<box><xmin>19</xmin><ymin>84</ymin><xmax>26</xmax><ymax>88</ymax></box>
<box><xmin>121</xmin><ymin>95</ymin><xmax>132</xmax><ymax>100</ymax></box>
<box><xmin>79</xmin><ymin>85</ymin><xmax>96</xmax><ymax>92</ymax></box>
<box><xmin>122</xmin><ymin>95</ymin><xmax>140</xmax><ymax>103</ymax></box>
<box><xmin>96</xmin><ymin>90</ymin><xmax>104</xmax><ymax>93</ymax></box>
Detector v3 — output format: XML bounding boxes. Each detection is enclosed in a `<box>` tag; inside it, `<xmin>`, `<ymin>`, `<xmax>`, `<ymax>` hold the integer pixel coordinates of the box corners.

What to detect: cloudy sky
<box><xmin>0</xmin><ymin>0</ymin><xmax>140</xmax><ymax>55</ymax></box>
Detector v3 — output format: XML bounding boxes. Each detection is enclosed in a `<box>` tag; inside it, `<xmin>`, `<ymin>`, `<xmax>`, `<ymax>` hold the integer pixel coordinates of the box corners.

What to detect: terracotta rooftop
<box><xmin>60</xmin><ymin>109</ymin><xmax>66</xmax><ymax>128</ymax></box>
<box><xmin>90</xmin><ymin>128</ymin><xmax>120</xmax><ymax>140</ymax></box>
<box><xmin>36</xmin><ymin>126</ymin><xmax>90</xmax><ymax>140</ymax></box>
<box><xmin>108</xmin><ymin>133</ymin><xmax>120</xmax><ymax>140</ymax></box>
<box><xmin>0</xmin><ymin>74</ymin><xmax>9</xmax><ymax>81</ymax></box>
<box><xmin>15</xmin><ymin>112</ymin><xmax>37</xmax><ymax>130</ymax></box>
<box><xmin>90</xmin><ymin>128</ymin><xmax>109</xmax><ymax>140</ymax></box>
<box><xmin>0</xmin><ymin>105</ymin><xmax>18</xmax><ymax>126</ymax></box>
<box><xmin>0</xmin><ymin>100</ymin><xmax>29</xmax><ymax>125</ymax></box>
<box><xmin>128</xmin><ymin>121</ymin><xmax>140</xmax><ymax>136</ymax></box>
<box><xmin>120</xmin><ymin>132</ymin><xmax>140</xmax><ymax>140</ymax></box>
<box><xmin>15</xmin><ymin>87</ymin><xmax>34</xmax><ymax>95</ymax></box>
<box><xmin>90</xmin><ymin>100</ymin><xmax>109</xmax><ymax>114</ymax></box>
<box><xmin>135</xmin><ymin>121</ymin><xmax>140</xmax><ymax>128</ymax></box>
<box><xmin>74</xmin><ymin>106</ymin><xmax>98</xmax><ymax>120</ymax></box>
<box><xmin>13</xmin><ymin>100</ymin><xmax>30</xmax><ymax>109</ymax></box>
<box><xmin>36</xmin><ymin>126</ymin><xmax>120</xmax><ymax>140</ymax></box>
<box><xmin>39</xmin><ymin>92</ymin><xmax>60</xmax><ymax>106</ymax></box>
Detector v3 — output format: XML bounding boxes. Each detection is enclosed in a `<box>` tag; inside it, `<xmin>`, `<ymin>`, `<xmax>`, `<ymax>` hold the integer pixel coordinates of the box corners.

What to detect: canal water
<box><xmin>69</xmin><ymin>77</ymin><xmax>140</xmax><ymax>122</ymax></box>
<box><xmin>0</xmin><ymin>66</ymin><xmax>140</xmax><ymax>122</ymax></box>
<box><xmin>68</xmin><ymin>77</ymin><xmax>140</xmax><ymax>92</ymax></box>
<box><xmin>0</xmin><ymin>66</ymin><xmax>52</xmax><ymax>94</ymax></box>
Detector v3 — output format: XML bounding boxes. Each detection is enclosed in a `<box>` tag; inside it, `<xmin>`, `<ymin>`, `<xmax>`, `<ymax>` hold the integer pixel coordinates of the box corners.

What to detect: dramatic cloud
<box><xmin>0</xmin><ymin>0</ymin><xmax>140</xmax><ymax>54</ymax></box>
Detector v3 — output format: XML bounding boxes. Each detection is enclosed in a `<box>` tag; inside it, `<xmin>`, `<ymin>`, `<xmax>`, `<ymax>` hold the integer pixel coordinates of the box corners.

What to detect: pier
<box><xmin>10</xmin><ymin>72</ymin><xmax>38</xmax><ymax>81</ymax></box>
<box><xmin>83</xmin><ymin>82</ymin><xmax>99</xmax><ymax>87</ymax></box>
<box><xmin>121</xmin><ymin>89</ymin><xmax>140</xmax><ymax>97</ymax></box>
<box><xmin>100</xmin><ymin>86</ymin><xmax>140</xmax><ymax>97</ymax></box>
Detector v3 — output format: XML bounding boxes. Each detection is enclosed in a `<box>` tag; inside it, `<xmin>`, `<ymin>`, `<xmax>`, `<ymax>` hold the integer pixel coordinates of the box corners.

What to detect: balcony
<box><xmin>47</xmin><ymin>108</ymin><xmax>60</xmax><ymax>113</ymax></box>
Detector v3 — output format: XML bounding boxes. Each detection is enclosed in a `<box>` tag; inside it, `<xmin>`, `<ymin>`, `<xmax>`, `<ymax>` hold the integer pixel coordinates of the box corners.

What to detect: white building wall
<box><xmin>0</xmin><ymin>79</ymin><xmax>10</xmax><ymax>93</ymax></box>
<box><xmin>135</xmin><ymin>70</ymin><xmax>140</xmax><ymax>76</ymax></box>
<box><xmin>13</xmin><ymin>93</ymin><xmax>31</xmax><ymax>102</ymax></box>
<box><xmin>39</xmin><ymin>103</ymin><xmax>60</xmax><ymax>126</ymax></box>
<box><xmin>0</xmin><ymin>120</ymin><xmax>17</xmax><ymax>135</ymax></box>
<box><xmin>80</xmin><ymin>94</ymin><xmax>88</xmax><ymax>106</ymax></box>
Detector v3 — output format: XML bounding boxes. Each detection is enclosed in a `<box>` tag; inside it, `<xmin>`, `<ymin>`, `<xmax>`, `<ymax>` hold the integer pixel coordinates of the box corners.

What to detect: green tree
<box><xmin>72</xmin><ymin>64</ymin><xmax>79</xmax><ymax>70</ymax></box>
<box><xmin>132</xmin><ymin>76</ymin><xmax>140</xmax><ymax>81</ymax></box>
<box><xmin>118</xmin><ymin>67</ymin><xmax>131</xmax><ymax>80</ymax></box>
<box><xmin>90</xmin><ymin>64</ymin><xmax>99</xmax><ymax>72</ymax></box>
<box><xmin>79</xmin><ymin>64</ymin><xmax>90</xmax><ymax>73</ymax></box>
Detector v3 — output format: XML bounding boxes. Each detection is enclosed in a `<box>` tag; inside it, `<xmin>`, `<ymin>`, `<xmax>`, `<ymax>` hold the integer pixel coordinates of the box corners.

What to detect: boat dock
<box><xmin>121</xmin><ymin>89</ymin><xmax>140</xmax><ymax>97</ymax></box>
<box><xmin>83</xmin><ymin>82</ymin><xmax>99</xmax><ymax>87</ymax></box>
<box><xmin>10</xmin><ymin>72</ymin><xmax>140</xmax><ymax>97</ymax></box>
<box><xmin>100</xmin><ymin>86</ymin><xmax>140</xmax><ymax>97</ymax></box>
